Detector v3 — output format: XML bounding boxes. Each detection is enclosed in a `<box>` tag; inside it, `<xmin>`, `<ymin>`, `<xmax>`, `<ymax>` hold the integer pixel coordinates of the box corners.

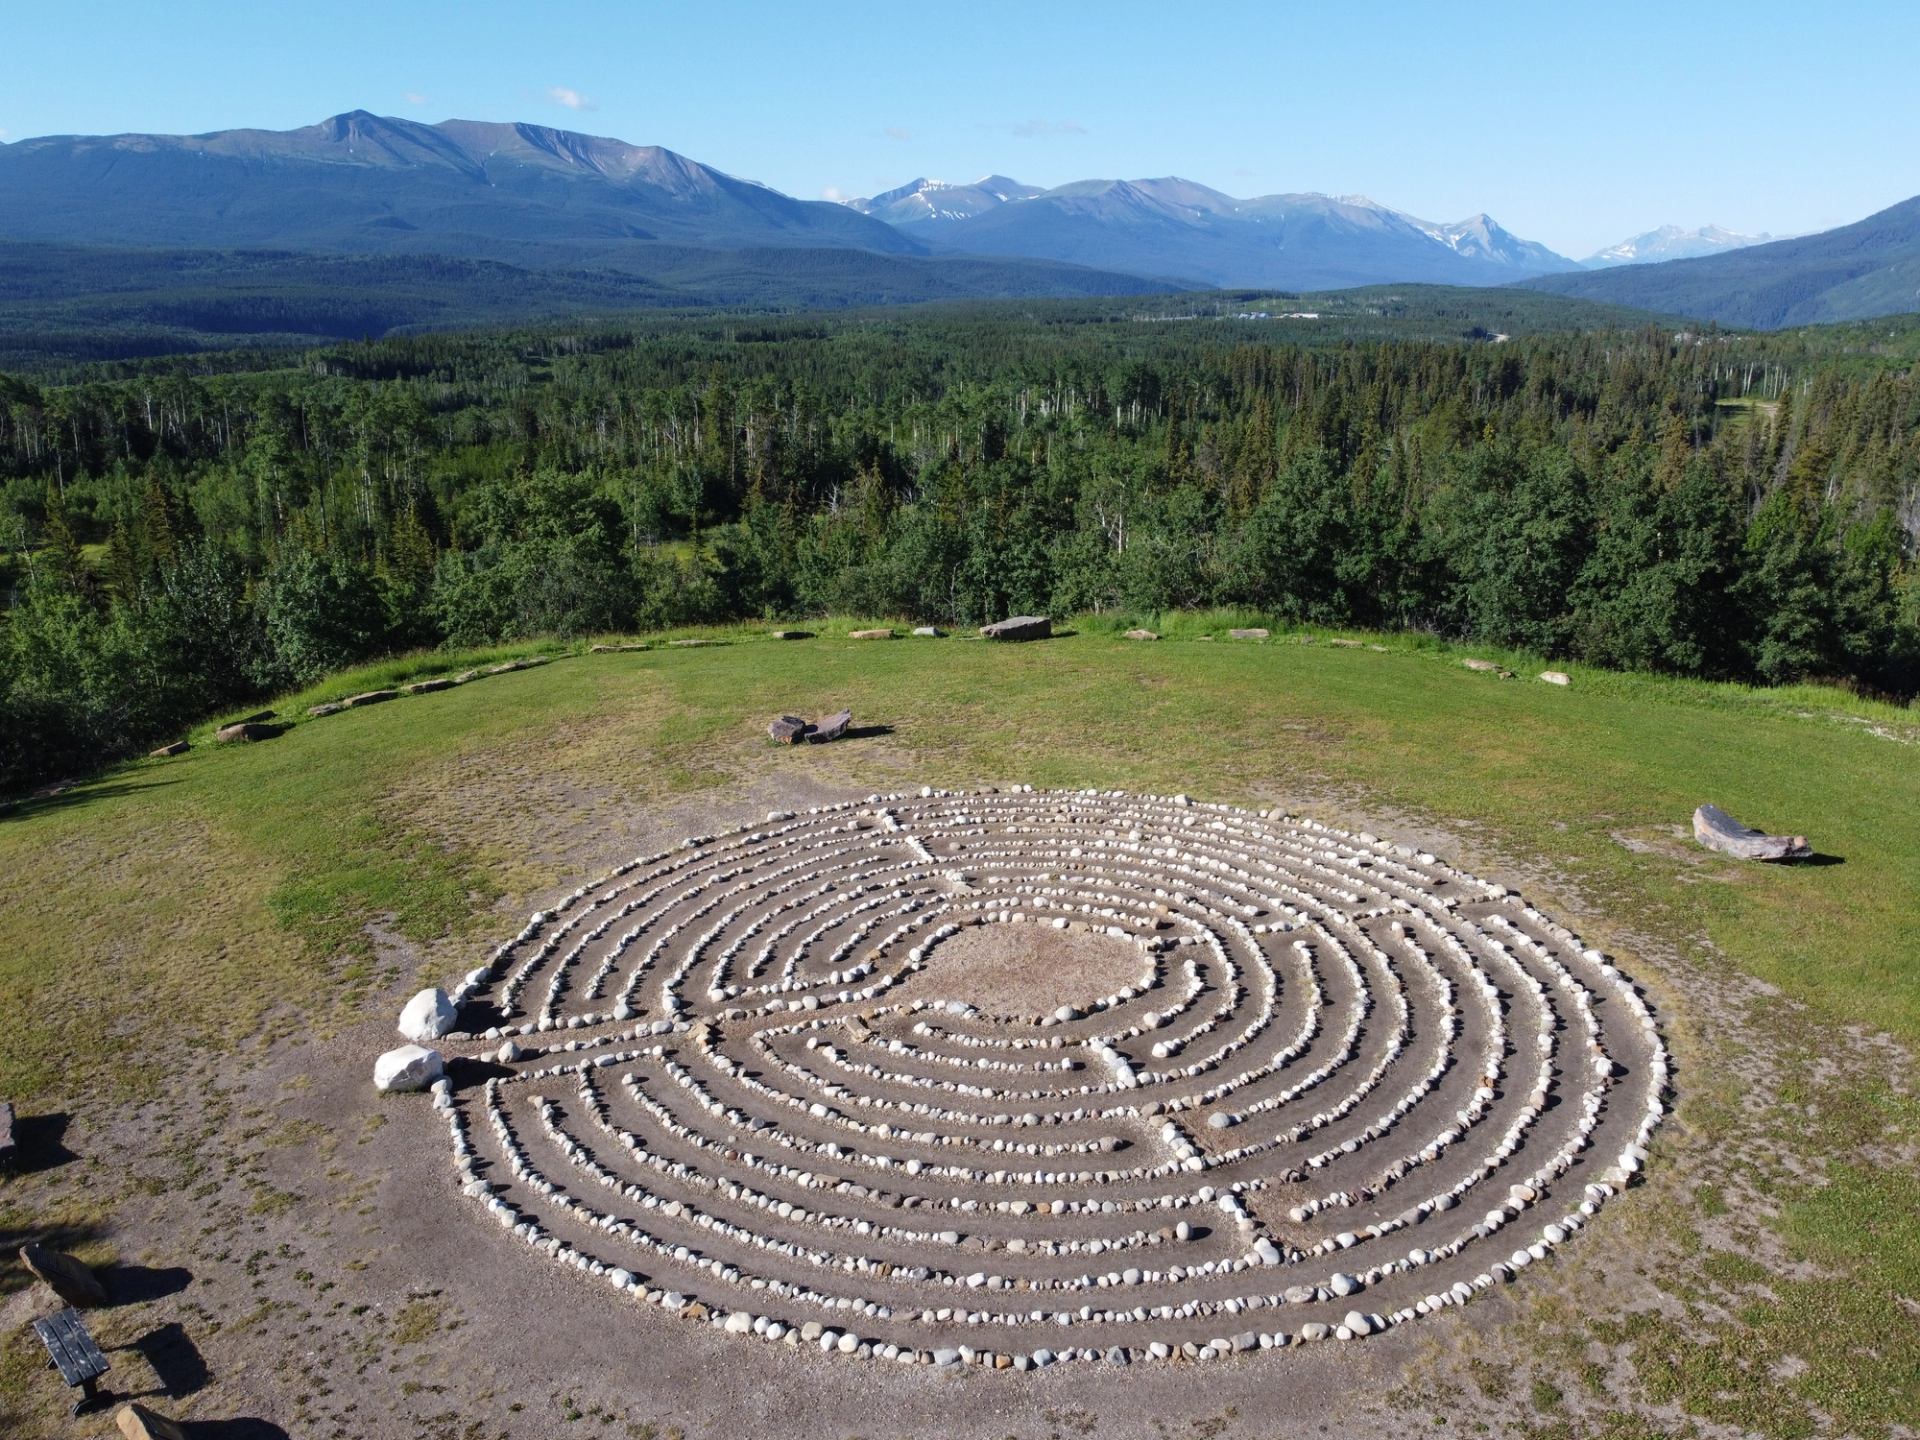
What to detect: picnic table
<box><xmin>32</xmin><ymin>1306</ymin><xmax>110</xmax><ymax>1413</ymax></box>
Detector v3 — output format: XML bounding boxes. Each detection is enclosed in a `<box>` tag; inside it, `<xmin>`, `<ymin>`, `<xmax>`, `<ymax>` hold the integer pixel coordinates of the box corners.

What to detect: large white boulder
<box><xmin>398</xmin><ymin>987</ymin><xmax>457</xmax><ymax>1042</ymax></box>
<box><xmin>374</xmin><ymin>1045</ymin><xmax>444</xmax><ymax>1092</ymax></box>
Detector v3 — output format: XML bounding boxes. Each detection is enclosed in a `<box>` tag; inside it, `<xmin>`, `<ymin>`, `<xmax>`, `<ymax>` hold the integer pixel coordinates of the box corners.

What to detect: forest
<box><xmin>2</xmin><ymin>300</ymin><xmax>1917</xmax><ymax>793</ymax></box>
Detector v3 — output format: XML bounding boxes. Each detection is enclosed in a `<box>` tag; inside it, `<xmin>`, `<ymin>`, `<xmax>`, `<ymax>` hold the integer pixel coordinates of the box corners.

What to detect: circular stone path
<box><xmin>431</xmin><ymin>788</ymin><xmax>1668</xmax><ymax>1370</ymax></box>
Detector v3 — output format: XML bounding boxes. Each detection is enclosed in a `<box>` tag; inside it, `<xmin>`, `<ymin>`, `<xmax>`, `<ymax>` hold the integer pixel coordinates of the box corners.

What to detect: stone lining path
<box><xmin>425</xmin><ymin>788</ymin><xmax>1667</xmax><ymax>1370</ymax></box>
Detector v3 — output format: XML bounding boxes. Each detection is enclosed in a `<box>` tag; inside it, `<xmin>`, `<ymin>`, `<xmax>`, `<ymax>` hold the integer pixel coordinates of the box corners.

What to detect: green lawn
<box><xmin>0</xmin><ymin>623</ymin><xmax>1914</xmax><ymax>1437</ymax></box>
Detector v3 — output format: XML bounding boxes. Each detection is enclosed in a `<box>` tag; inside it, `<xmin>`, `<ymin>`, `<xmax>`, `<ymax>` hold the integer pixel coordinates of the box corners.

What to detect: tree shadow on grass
<box><xmin>0</xmin><ymin>776</ymin><xmax>181</xmax><ymax>824</ymax></box>
<box><xmin>0</xmin><ymin>1220</ymin><xmax>106</xmax><ymax>1297</ymax></box>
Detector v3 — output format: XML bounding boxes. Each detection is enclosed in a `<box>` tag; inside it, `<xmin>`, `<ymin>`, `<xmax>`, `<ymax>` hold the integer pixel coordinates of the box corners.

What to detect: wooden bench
<box><xmin>32</xmin><ymin>1307</ymin><xmax>110</xmax><ymax>1414</ymax></box>
<box><xmin>0</xmin><ymin>1099</ymin><xmax>16</xmax><ymax>1168</ymax></box>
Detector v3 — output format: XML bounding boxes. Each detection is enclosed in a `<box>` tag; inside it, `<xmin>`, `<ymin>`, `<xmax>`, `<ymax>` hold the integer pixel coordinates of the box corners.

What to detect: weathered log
<box><xmin>848</xmin><ymin>628</ymin><xmax>894</xmax><ymax>640</ymax></box>
<box><xmin>1692</xmin><ymin>804</ymin><xmax>1811</xmax><ymax>862</ymax></box>
<box><xmin>809</xmin><ymin>710</ymin><xmax>852</xmax><ymax>743</ymax></box>
<box><xmin>1124</xmin><ymin>629</ymin><xmax>1160</xmax><ymax>641</ymax></box>
<box><xmin>768</xmin><ymin>716</ymin><xmax>813</xmax><ymax>744</ymax></box>
<box><xmin>980</xmin><ymin>615</ymin><xmax>1052</xmax><ymax>642</ymax></box>
<box><xmin>1228</xmin><ymin>628</ymin><xmax>1269</xmax><ymax>640</ymax></box>
<box><xmin>146</xmin><ymin>741</ymin><xmax>189</xmax><ymax>757</ymax></box>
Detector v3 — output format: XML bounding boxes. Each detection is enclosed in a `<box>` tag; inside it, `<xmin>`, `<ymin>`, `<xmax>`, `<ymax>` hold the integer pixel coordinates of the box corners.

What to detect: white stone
<box><xmin>374</xmin><ymin>1045</ymin><xmax>444</xmax><ymax>1092</ymax></box>
<box><xmin>399</xmin><ymin>987</ymin><xmax>458</xmax><ymax>1043</ymax></box>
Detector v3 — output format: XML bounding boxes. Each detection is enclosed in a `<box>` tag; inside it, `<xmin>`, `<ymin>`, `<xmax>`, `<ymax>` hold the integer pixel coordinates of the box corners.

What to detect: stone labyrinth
<box><xmin>429</xmin><ymin>788</ymin><xmax>1668</xmax><ymax>1370</ymax></box>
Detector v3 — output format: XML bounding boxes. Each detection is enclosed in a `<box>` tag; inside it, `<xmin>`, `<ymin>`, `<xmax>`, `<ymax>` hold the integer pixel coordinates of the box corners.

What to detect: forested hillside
<box><xmin>2</xmin><ymin>303</ymin><xmax>1916</xmax><ymax>791</ymax></box>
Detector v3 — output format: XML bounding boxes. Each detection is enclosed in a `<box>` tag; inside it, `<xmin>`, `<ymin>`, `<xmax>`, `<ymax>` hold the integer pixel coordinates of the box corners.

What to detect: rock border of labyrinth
<box><xmin>392</xmin><ymin>787</ymin><xmax>1669</xmax><ymax>1371</ymax></box>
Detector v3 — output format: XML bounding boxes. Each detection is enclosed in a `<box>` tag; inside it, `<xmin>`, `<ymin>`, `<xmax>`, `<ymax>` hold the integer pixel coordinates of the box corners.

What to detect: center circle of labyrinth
<box><xmin>928</xmin><ymin>918</ymin><xmax>1152</xmax><ymax>1020</ymax></box>
<box><xmin>437</xmin><ymin>788</ymin><xmax>1668</xmax><ymax>1369</ymax></box>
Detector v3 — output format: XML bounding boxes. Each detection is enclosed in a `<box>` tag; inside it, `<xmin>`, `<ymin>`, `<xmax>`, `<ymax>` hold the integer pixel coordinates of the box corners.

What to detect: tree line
<box><xmin>2</xmin><ymin>306</ymin><xmax>1916</xmax><ymax>793</ymax></box>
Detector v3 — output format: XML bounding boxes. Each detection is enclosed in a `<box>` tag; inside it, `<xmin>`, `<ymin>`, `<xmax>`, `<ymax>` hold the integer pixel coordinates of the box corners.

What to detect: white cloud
<box><xmin>547</xmin><ymin>86</ymin><xmax>596</xmax><ymax>112</ymax></box>
<box><xmin>883</xmin><ymin>126</ymin><xmax>910</xmax><ymax>142</ymax></box>
<box><xmin>822</xmin><ymin>185</ymin><xmax>851</xmax><ymax>204</ymax></box>
<box><xmin>1009</xmin><ymin>119</ymin><xmax>1087</xmax><ymax>139</ymax></box>
<box><xmin>403</xmin><ymin>91</ymin><xmax>429</xmax><ymax>107</ymax></box>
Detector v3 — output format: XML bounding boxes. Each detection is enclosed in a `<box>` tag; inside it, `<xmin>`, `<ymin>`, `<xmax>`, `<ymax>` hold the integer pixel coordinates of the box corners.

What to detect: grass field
<box><xmin>1</xmin><ymin>620</ymin><xmax>1914</xmax><ymax>1438</ymax></box>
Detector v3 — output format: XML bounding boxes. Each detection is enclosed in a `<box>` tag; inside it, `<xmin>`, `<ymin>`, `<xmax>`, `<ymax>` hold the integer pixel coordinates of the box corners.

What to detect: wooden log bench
<box><xmin>32</xmin><ymin>1307</ymin><xmax>110</xmax><ymax>1415</ymax></box>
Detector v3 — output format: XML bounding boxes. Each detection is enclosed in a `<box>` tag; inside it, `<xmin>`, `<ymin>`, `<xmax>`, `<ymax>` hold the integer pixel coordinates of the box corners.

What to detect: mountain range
<box><xmin>848</xmin><ymin>176</ymin><xmax>1580</xmax><ymax>289</ymax></box>
<box><xmin>0</xmin><ymin>112</ymin><xmax>1916</xmax><ymax>349</ymax></box>
<box><xmin>1525</xmin><ymin>196</ymin><xmax>1920</xmax><ymax>329</ymax></box>
<box><xmin>1582</xmin><ymin>223</ymin><xmax>1774</xmax><ymax>267</ymax></box>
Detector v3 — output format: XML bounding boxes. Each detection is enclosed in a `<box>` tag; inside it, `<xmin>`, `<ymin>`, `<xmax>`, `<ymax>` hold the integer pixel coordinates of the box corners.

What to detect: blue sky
<box><xmin>3</xmin><ymin>0</ymin><xmax>1915</xmax><ymax>257</ymax></box>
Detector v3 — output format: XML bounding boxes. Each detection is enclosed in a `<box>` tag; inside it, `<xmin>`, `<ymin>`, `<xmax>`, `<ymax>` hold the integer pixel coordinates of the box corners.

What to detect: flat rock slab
<box><xmin>307</xmin><ymin>701</ymin><xmax>346</xmax><ymax>717</ymax></box>
<box><xmin>1693</xmin><ymin>804</ymin><xmax>1811</xmax><ymax>861</ymax></box>
<box><xmin>214</xmin><ymin>721</ymin><xmax>276</xmax><ymax>743</ymax></box>
<box><xmin>589</xmin><ymin>642</ymin><xmax>650</xmax><ymax>653</ymax></box>
<box><xmin>848</xmin><ymin>628</ymin><xmax>894</xmax><ymax>640</ymax></box>
<box><xmin>809</xmin><ymin>710</ymin><xmax>852</xmax><ymax>743</ymax></box>
<box><xmin>20</xmin><ymin>1242</ymin><xmax>108</xmax><ymax>1307</ymax></box>
<box><xmin>980</xmin><ymin>616</ymin><xmax>1052</xmax><ymax>642</ymax></box>
<box><xmin>770</xmin><ymin>630</ymin><xmax>814</xmax><ymax>640</ymax></box>
<box><xmin>1124</xmin><ymin>629</ymin><xmax>1160</xmax><ymax>641</ymax></box>
<box><xmin>117</xmin><ymin>1402</ymin><xmax>188</xmax><ymax>1440</ymax></box>
<box><xmin>345</xmin><ymin>689</ymin><xmax>398</xmax><ymax>708</ymax></box>
<box><xmin>911</xmin><ymin>626</ymin><xmax>943</xmax><ymax>638</ymax></box>
<box><xmin>768</xmin><ymin>716</ymin><xmax>813</xmax><ymax>744</ymax></box>
<box><xmin>1539</xmin><ymin>670</ymin><xmax>1571</xmax><ymax>686</ymax></box>
<box><xmin>1228</xmin><ymin>628</ymin><xmax>1269</xmax><ymax>640</ymax></box>
<box><xmin>0</xmin><ymin>1099</ymin><xmax>14</xmax><ymax>1163</ymax></box>
<box><xmin>403</xmin><ymin>678</ymin><xmax>455</xmax><ymax>695</ymax></box>
<box><xmin>146</xmin><ymin>741</ymin><xmax>189</xmax><ymax>757</ymax></box>
<box><xmin>669</xmin><ymin>638</ymin><xmax>720</xmax><ymax>647</ymax></box>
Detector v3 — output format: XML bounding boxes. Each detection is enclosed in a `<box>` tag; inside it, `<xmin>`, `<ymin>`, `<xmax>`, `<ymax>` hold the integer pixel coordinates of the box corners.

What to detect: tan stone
<box><xmin>848</xmin><ymin>628</ymin><xmax>894</xmax><ymax>640</ymax></box>
<box><xmin>117</xmin><ymin>1403</ymin><xmax>188</xmax><ymax>1440</ymax></box>
<box><xmin>20</xmin><ymin>1241</ymin><xmax>108</xmax><ymax>1307</ymax></box>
